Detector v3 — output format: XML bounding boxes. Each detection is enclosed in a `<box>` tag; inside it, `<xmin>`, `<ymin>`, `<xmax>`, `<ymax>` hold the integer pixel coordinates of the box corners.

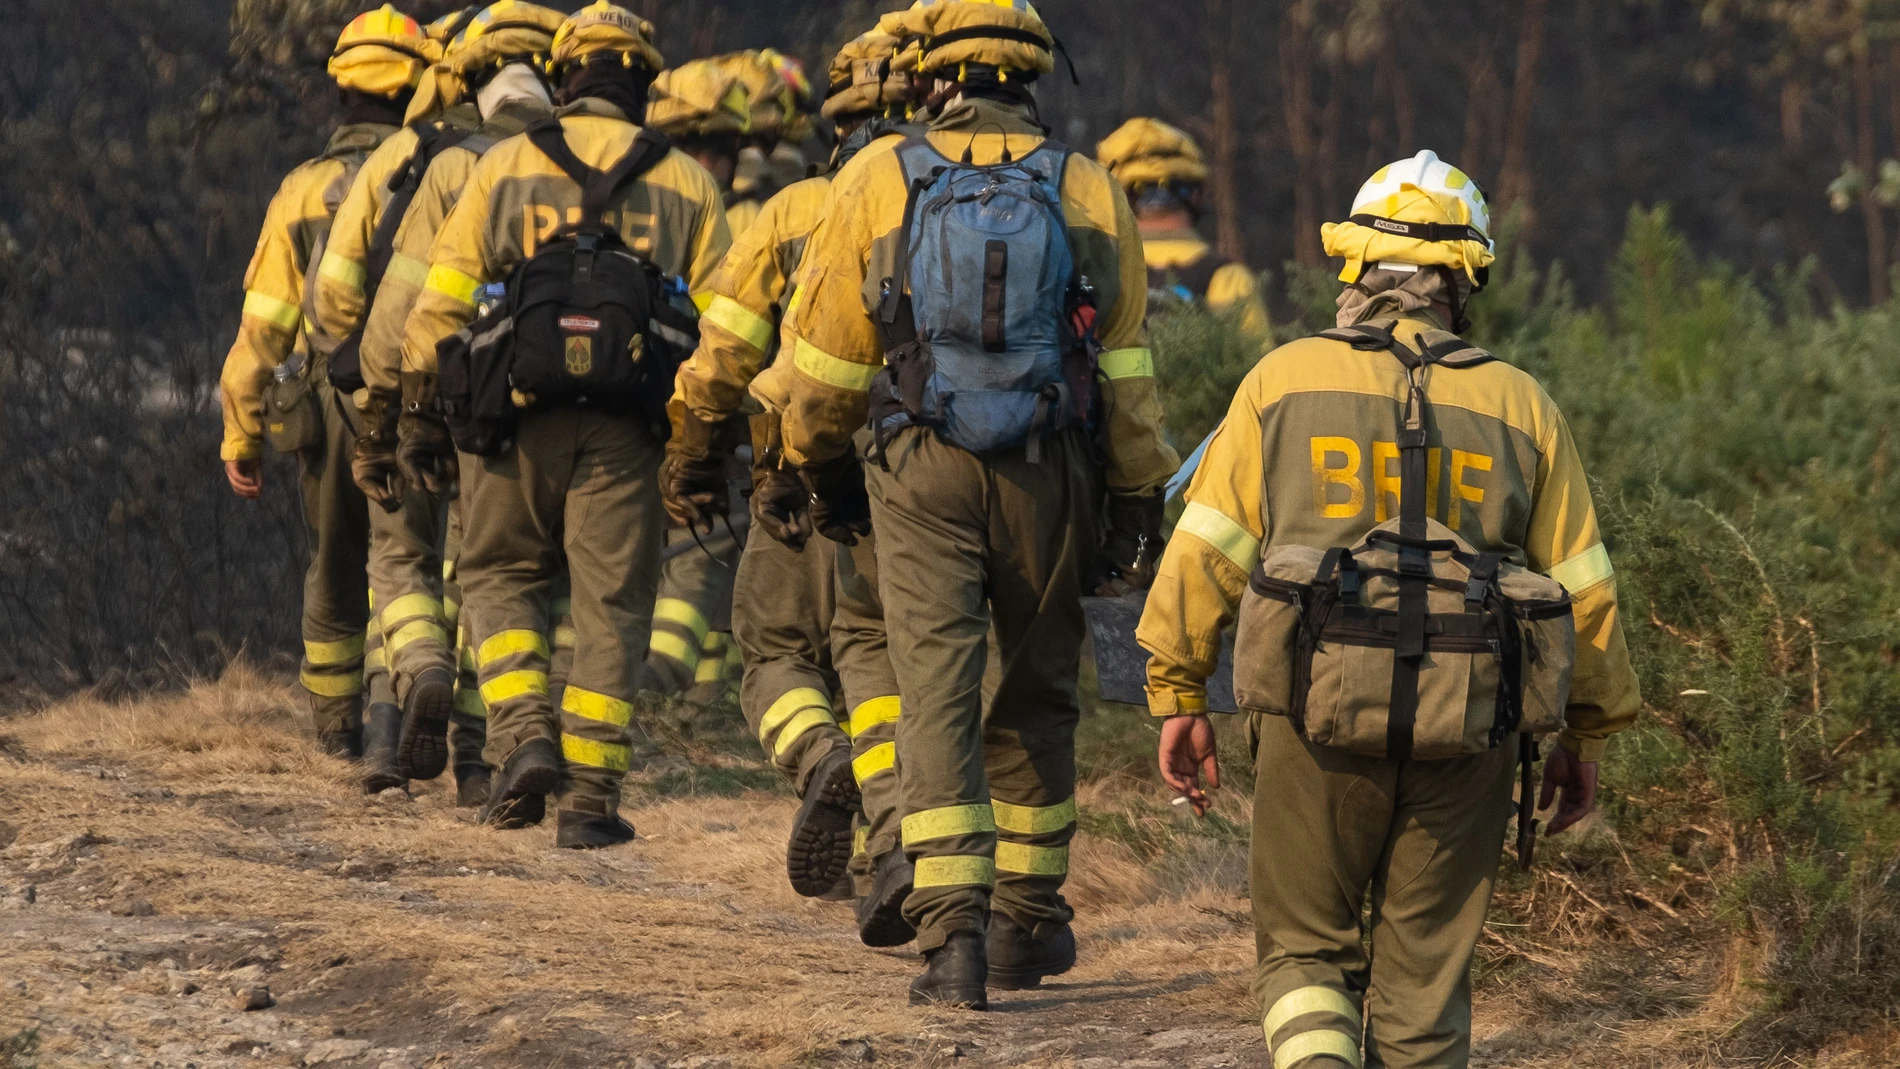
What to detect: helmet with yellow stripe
<box><xmin>549</xmin><ymin>1</ymin><xmax>665</xmax><ymax>76</ymax></box>
<box><xmin>449</xmin><ymin>0</ymin><xmax>566</xmax><ymax>76</ymax></box>
<box><xmin>327</xmin><ymin>5</ymin><xmax>435</xmax><ymax>98</ymax></box>
<box><xmin>424</xmin><ymin>7</ymin><xmax>480</xmax><ymax>46</ymax></box>
<box><xmin>1321</xmin><ymin>150</ymin><xmax>1496</xmax><ymax>288</ymax></box>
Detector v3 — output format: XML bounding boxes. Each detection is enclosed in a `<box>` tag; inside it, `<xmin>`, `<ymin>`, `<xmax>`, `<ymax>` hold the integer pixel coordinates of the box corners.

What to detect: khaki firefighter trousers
<box><xmin>457</xmin><ymin>408</ymin><xmax>665</xmax><ymax>818</ymax></box>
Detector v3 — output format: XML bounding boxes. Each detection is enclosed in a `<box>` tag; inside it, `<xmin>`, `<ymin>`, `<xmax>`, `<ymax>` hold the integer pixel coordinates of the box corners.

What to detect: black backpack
<box><xmin>438</xmin><ymin>119</ymin><xmax>699</xmax><ymax>455</ymax></box>
<box><xmin>326</xmin><ymin>118</ymin><xmax>478</xmax><ymax>393</ymax></box>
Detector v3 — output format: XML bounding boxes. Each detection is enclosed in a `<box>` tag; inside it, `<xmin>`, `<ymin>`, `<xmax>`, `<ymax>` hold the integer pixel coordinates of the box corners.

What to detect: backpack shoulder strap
<box><xmin>526</xmin><ymin>120</ymin><xmax>672</xmax><ymax>230</ymax></box>
<box><xmin>1416</xmin><ymin>328</ymin><xmax>1497</xmax><ymax>368</ymax></box>
<box><xmin>876</xmin><ymin>136</ymin><xmax>942</xmax><ymax>336</ymax></box>
<box><xmin>1315</xmin><ymin>320</ymin><xmax>1399</xmax><ymax>351</ymax></box>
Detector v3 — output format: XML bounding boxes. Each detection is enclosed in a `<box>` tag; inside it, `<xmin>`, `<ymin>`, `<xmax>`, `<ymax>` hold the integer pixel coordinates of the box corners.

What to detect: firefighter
<box><xmin>396</xmin><ymin>1</ymin><xmax>730</xmax><ymax>847</ymax></box>
<box><xmin>218</xmin><ymin>6</ymin><xmax>434</xmax><ymax>759</ymax></box>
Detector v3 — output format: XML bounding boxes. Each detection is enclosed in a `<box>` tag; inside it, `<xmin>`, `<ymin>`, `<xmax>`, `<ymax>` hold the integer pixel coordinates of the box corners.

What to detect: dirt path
<box><xmin>0</xmin><ymin>675</ymin><xmax>1267</xmax><ymax>1069</ymax></box>
<box><xmin>3</xmin><ymin>673</ymin><xmax>1883</xmax><ymax>1069</ymax></box>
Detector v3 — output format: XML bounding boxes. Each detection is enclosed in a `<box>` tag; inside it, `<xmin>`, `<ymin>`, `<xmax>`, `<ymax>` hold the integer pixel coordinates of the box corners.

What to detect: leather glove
<box><xmin>798</xmin><ymin>452</ymin><xmax>872</xmax><ymax>546</ymax></box>
<box><xmin>396</xmin><ymin>371</ymin><xmax>457</xmax><ymax>499</ymax></box>
<box><xmin>1096</xmin><ymin>492</ymin><xmax>1165</xmax><ymax>592</ymax></box>
<box><xmin>662</xmin><ymin>407</ymin><xmax>733</xmax><ymax>530</ymax></box>
<box><xmin>352</xmin><ymin>390</ymin><xmax>405</xmax><ymax>512</ymax></box>
<box><xmin>752</xmin><ymin>460</ymin><xmax>812</xmax><ymax>549</ymax></box>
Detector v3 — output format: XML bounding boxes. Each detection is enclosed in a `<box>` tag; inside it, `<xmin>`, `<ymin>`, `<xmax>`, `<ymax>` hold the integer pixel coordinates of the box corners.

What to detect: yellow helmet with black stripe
<box><xmin>549</xmin><ymin>1</ymin><xmax>665</xmax><ymax>76</ymax></box>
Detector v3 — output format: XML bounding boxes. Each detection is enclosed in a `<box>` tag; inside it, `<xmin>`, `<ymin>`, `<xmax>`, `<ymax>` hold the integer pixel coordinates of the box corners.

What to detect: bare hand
<box><xmin>1158</xmin><ymin>714</ymin><xmax>1220</xmax><ymax>816</ymax></box>
<box><xmin>225</xmin><ymin>458</ymin><xmax>263</xmax><ymax>499</ymax></box>
<box><xmin>1538</xmin><ymin>744</ymin><xmax>1599</xmax><ymax>836</ymax></box>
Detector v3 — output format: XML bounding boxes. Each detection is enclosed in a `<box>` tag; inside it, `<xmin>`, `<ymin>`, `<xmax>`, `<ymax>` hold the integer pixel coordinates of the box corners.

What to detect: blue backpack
<box><xmin>868</xmin><ymin>136</ymin><xmax>1099</xmax><ymax>460</ymax></box>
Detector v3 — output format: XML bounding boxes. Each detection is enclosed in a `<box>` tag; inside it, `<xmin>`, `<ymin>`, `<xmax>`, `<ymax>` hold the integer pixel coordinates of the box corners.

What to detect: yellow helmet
<box><xmin>822</xmin><ymin>30</ymin><xmax>907</xmax><ymax>120</ymax></box>
<box><xmin>1096</xmin><ymin>118</ymin><xmax>1208</xmax><ymax>190</ymax></box>
<box><xmin>898</xmin><ymin>0</ymin><xmax>1054</xmax><ymax>78</ymax></box>
<box><xmin>449</xmin><ymin>0</ymin><xmax>565</xmax><ymax>76</ymax></box>
<box><xmin>328</xmin><ymin>5</ymin><xmax>435</xmax><ymax>98</ymax></box>
<box><xmin>549</xmin><ymin>1</ymin><xmax>665</xmax><ymax>75</ymax></box>
<box><xmin>710</xmin><ymin>51</ymin><xmax>795</xmax><ymax>140</ymax></box>
<box><xmin>645</xmin><ymin>60</ymin><xmax>752</xmax><ymax>139</ymax></box>
<box><xmin>1321</xmin><ymin>150</ymin><xmax>1496</xmax><ymax>286</ymax></box>
<box><xmin>424</xmin><ymin>7</ymin><xmax>480</xmax><ymax>46</ymax></box>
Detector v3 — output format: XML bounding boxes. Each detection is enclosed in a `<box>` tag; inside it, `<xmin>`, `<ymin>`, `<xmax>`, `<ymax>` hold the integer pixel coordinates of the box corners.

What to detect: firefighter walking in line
<box><xmin>776</xmin><ymin>0</ymin><xmax>1177</xmax><ymax>1006</ymax></box>
<box><xmin>397</xmin><ymin>0</ymin><xmax>730</xmax><ymax>848</ymax></box>
<box><xmin>639</xmin><ymin>57</ymin><xmax>754</xmax><ymax>701</ymax></box>
<box><xmin>315</xmin><ymin>0</ymin><xmax>569</xmax><ymax>801</ymax></box>
<box><xmin>663</xmin><ymin>27</ymin><xmax>921</xmax><ymax>934</ymax></box>
<box><xmin>1095</xmin><ymin>116</ymin><xmax>1270</xmax><ymax>336</ymax></box>
<box><xmin>1139</xmin><ymin>151</ymin><xmax>1641</xmax><ymax>1068</ymax></box>
<box><xmin>219</xmin><ymin>6</ymin><xmax>435</xmax><ymax>760</ymax></box>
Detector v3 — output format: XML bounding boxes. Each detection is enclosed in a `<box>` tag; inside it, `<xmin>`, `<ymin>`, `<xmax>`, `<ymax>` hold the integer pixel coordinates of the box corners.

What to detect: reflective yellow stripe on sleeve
<box><xmin>561</xmin><ymin>735</ymin><xmax>632</xmax><ymax>772</ymax></box>
<box><xmin>1176</xmin><ymin>501</ymin><xmax>1261</xmax><ymax>574</ymax></box>
<box><xmin>1548</xmin><ymin>542</ymin><xmax>1614</xmax><ymax>595</ymax></box>
<box><xmin>901</xmin><ymin>804</ymin><xmax>996</xmax><ymax>846</ymax></box>
<box><xmin>561</xmin><ymin>686</ymin><xmax>633</xmax><ymax>728</ymax></box>
<box><xmin>384</xmin><ymin>251</ymin><xmax>430</xmax><ymax>288</ymax></box>
<box><xmin>478</xmin><ymin>629</ymin><xmax>548</xmax><ymax>666</ymax></box>
<box><xmin>994</xmin><ymin>842</ymin><xmax>1068</xmax><ymax>876</ymax></box>
<box><xmin>991</xmin><ymin>798</ymin><xmax>1077</xmax><ymax>835</ymax></box>
<box><xmin>852</xmin><ymin>742</ymin><xmax>895</xmax><ymax>784</ymax></box>
<box><xmin>701</xmin><ymin>295</ymin><xmax>775</xmax><ymax>352</ymax></box>
<box><xmin>1098</xmin><ymin>347</ymin><xmax>1156</xmax><ymax>380</ymax></box>
<box><xmin>692</xmin><ymin>290</ymin><xmax>716</xmax><ymax>313</ymax></box>
<box><xmin>846</xmin><ymin>695</ymin><xmax>901</xmax><ymax>738</ymax></box>
<box><xmin>423</xmin><ymin>264</ymin><xmax>483</xmax><ymax>307</ymax></box>
<box><xmin>791</xmin><ymin>337</ymin><xmax>881</xmax><ymax>392</ymax></box>
<box><xmin>318</xmin><ymin>251</ymin><xmax>368</xmax><ymax>292</ymax></box>
<box><xmin>913</xmin><ymin>856</ymin><xmax>996</xmax><ymax>889</ymax></box>
<box><xmin>243</xmin><ymin>290</ymin><xmax>303</xmax><ymax>331</ymax></box>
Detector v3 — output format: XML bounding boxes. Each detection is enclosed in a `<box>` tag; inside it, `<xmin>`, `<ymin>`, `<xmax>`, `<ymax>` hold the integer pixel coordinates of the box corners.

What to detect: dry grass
<box><xmin>0</xmin><ymin>669</ymin><xmax>1892</xmax><ymax>1068</ymax></box>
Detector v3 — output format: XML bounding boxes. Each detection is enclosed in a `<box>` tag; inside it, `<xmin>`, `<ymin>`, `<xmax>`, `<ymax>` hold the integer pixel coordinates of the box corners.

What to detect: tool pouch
<box><xmin>263</xmin><ymin>363</ymin><xmax>323</xmax><ymax>454</ymax></box>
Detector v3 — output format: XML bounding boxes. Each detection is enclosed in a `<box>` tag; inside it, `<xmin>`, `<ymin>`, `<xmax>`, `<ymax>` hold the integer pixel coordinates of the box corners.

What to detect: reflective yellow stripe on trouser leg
<box><xmin>647</xmin><ymin>597</ymin><xmax>708</xmax><ymax>671</ymax></box>
<box><xmin>303</xmin><ymin>633</ymin><xmax>366</xmax><ymax>697</ymax></box>
<box><xmin>992</xmin><ymin>798</ymin><xmax>1076</xmax><ymax>878</ymax></box>
<box><xmin>848</xmin><ymin>696</ymin><xmax>900</xmax><ymax>785</ymax></box>
<box><xmin>758</xmin><ymin>687</ymin><xmax>835</xmax><ymax>765</ymax></box>
<box><xmin>695</xmin><ymin>631</ymin><xmax>730</xmax><ymax>686</ymax></box>
<box><xmin>903</xmin><ymin>804</ymin><xmax>997</xmax><ymax>890</ymax></box>
<box><xmin>1264</xmin><ymin>986</ymin><xmax>1364</xmax><ymax>1069</ymax></box>
<box><xmin>560</xmin><ymin>685</ymin><xmax>633</xmax><ymax>773</ymax></box>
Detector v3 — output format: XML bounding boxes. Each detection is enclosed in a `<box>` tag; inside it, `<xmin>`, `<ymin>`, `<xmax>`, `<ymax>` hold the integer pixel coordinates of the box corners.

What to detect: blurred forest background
<box><xmin>5</xmin><ymin>0</ymin><xmax>1900</xmax><ymax>1057</ymax></box>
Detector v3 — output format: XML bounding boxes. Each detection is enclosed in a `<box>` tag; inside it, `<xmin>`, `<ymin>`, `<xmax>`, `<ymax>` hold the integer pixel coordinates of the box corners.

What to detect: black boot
<box><xmin>856</xmin><ymin>848</ymin><xmax>916</xmax><ymax>947</ymax></box>
<box><xmin>477</xmin><ymin>738</ymin><xmax>560</xmax><ymax>829</ymax></box>
<box><xmin>787</xmin><ymin>747</ymin><xmax>862</xmax><ymax>897</ymax></box>
<box><xmin>397</xmin><ymin>666</ymin><xmax>456</xmax><ymax>781</ymax></box>
<box><xmin>319</xmin><ymin>724</ymin><xmax>363</xmax><ymax>760</ymax></box>
<box><xmin>360</xmin><ymin>703</ymin><xmax>406</xmax><ymax>793</ymax></box>
<box><xmin>986</xmin><ymin>912</ymin><xmax>1076</xmax><ymax>990</ymax></box>
<box><xmin>555</xmin><ymin>810</ymin><xmax>637</xmax><ymax>849</ymax></box>
<box><xmin>909</xmin><ymin>930</ymin><xmax>988</xmax><ymax>1009</ymax></box>
<box><xmin>454</xmin><ymin>764</ymin><xmax>492</xmax><ymax>808</ymax></box>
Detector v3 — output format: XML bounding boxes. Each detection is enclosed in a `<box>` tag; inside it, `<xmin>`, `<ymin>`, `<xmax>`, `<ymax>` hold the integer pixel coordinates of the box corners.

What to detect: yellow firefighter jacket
<box><xmin>357</xmin><ymin>98</ymin><xmax>550</xmax><ymax>396</ymax></box>
<box><xmin>400</xmin><ymin>96</ymin><xmax>731</xmax><ymax>378</ymax></box>
<box><xmin>1136</xmin><ymin>314</ymin><xmax>1641</xmax><ymax>760</ymax></box>
<box><xmin>218</xmin><ymin>122</ymin><xmax>398</xmax><ymax>462</ymax></box>
<box><xmin>777</xmin><ymin>96</ymin><xmax>1179</xmax><ymax>497</ymax></box>
<box><xmin>1142</xmin><ymin>227</ymin><xmax>1269</xmax><ymax>338</ymax></box>
<box><xmin>671</xmin><ymin>172</ymin><xmax>832</xmax><ymax>424</ymax></box>
<box><xmin>309</xmin><ymin>105</ymin><xmax>482</xmax><ymax>355</ymax></box>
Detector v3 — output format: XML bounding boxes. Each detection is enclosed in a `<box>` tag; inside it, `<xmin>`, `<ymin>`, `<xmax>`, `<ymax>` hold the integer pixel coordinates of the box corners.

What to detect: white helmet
<box><xmin>1323</xmin><ymin>150</ymin><xmax>1496</xmax><ymax>285</ymax></box>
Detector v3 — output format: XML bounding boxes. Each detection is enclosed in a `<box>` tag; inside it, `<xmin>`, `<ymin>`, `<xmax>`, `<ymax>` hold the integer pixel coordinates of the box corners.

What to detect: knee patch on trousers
<box><xmin>1264</xmin><ymin>986</ymin><xmax>1363</xmax><ymax>1069</ymax></box>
